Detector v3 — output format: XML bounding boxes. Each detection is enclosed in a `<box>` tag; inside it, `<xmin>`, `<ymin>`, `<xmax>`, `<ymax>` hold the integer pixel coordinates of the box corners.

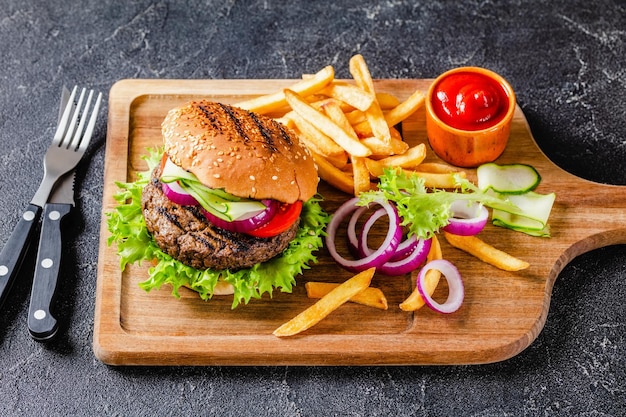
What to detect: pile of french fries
<box><xmin>236</xmin><ymin>55</ymin><xmax>531</xmax><ymax>337</ymax></box>
<box><xmin>234</xmin><ymin>54</ymin><xmax>463</xmax><ymax>196</ymax></box>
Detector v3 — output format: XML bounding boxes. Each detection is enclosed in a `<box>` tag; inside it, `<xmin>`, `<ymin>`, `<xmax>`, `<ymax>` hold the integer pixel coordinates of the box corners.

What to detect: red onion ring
<box><xmin>202</xmin><ymin>199</ymin><xmax>279</xmax><ymax>234</ymax></box>
<box><xmin>346</xmin><ymin>206</ymin><xmax>369</xmax><ymax>257</ymax></box>
<box><xmin>162</xmin><ymin>181</ymin><xmax>199</xmax><ymax>206</ymax></box>
<box><xmin>357</xmin><ymin>207</ymin><xmax>418</xmax><ymax>261</ymax></box>
<box><xmin>442</xmin><ymin>200</ymin><xmax>489</xmax><ymax>236</ymax></box>
<box><xmin>326</xmin><ymin>197</ymin><xmax>402</xmax><ymax>272</ymax></box>
<box><xmin>353</xmin><ymin>207</ymin><xmax>432</xmax><ymax>275</ymax></box>
<box><xmin>417</xmin><ymin>259</ymin><xmax>464</xmax><ymax>313</ymax></box>
<box><xmin>377</xmin><ymin>237</ymin><xmax>432</xmax><ymax>276</ymax></box>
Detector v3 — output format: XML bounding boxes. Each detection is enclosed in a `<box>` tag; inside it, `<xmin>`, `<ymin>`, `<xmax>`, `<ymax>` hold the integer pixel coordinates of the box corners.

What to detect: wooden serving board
<box><xmin>94</xmin><ymin>79</ymin><xmax>626</xmax><ymax>366</ymax></box>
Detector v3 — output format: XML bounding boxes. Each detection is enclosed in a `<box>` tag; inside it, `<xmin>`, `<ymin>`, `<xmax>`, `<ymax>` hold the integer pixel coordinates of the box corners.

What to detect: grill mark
<box><xmin>249</xmin><ymin>111</ymin><xmax>278</xmax><ymax>152</ymax></box>
<box><xmin>183</xmin><ymin>205</ymin><xmax>206</xmax><ymax>222</ymax></box>
<box><xmin>157</xmin><ymin>206</ymin><xmax>184</xmax><ymax>229</ymax></box>
<box><xmin>209</xmin><ymin>223</ymin><xmax>252</xmax><ymax>247</ymax></box>
<box><xmin>197</xmin><ymin>103</ymin><xmax>222</xmax><ymax>131</ymax></box>
<box><xmin>219</xmin><ymin>103</ymin><xmax>249</xmax><ymax>142</ymax></box>
<box><xmin>190</xmin><ymin>232</ymin><xmax>221</xmax><ymax>251</ymax></box>
<box><xmin>277</xmin><ymin>123</ymin><xmax>294</xmax><ymax>147</ymax></box>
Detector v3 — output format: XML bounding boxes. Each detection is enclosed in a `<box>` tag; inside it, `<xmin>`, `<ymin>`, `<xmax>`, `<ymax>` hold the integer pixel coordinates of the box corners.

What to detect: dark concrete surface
<box><xmin>0</xmin><ymin>1</ymin><xmax>624</xmax><ymax>415</ymax></box>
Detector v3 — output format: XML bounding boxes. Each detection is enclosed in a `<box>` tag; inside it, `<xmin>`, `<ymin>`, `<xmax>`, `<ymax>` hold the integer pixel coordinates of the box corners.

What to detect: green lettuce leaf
<box><xmin>358</xmin><ymin>168</ymin><xmax>517</xmax><ymax>240</ymax></box>
<box><xmin>106</xmin><ymin>147</ymin><xmax>329</xmax><ymax>308</ymax></box>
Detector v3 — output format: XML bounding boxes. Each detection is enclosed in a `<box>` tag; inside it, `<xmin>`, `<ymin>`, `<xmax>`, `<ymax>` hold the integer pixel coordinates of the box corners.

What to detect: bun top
<box><xmin>161</xmin><ymin>100</ymin><xmax>318</xmax><ymax>204</ymax></box>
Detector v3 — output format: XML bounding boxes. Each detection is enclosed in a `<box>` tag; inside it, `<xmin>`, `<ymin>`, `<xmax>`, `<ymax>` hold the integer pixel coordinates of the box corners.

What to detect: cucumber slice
<box><xmin>160</xmin><ymin>157</ymin><xmax>198</xmax><ymax>183</ymax></box>
<box><xmin>161</xmin><ymin>158</ymin><xmax>238</xmax><ymax>201</ymax></box>
<box><xmin>491</xmin><ymin>191</ymin><xmax>556</xmax><ymax>234</ymax></box>
<box><xmin>492</xmin><ymin>220</ymin><xmax>551</xmax><ymax>237</ymax></box>
<box><xmin>477</xmin><ymin>163</ymin><xmax>541</xmax><ymax>194</ymax></box>
<box><xmin>160</xmin><ymin>157</ymin><xmax>266</xmax><ymax>221</ymax></box>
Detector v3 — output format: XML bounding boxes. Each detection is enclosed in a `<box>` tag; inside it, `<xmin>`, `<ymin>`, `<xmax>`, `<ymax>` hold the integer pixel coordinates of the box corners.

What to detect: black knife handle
<box><xmin>0</xmin><ymin>203</ymin><xmax>42</xmax><ymax>310</ymax></box>
<box><xmin>28</xmin><ymin>203</ymin><xmax>72</xmax><ymax>341</ymax></box>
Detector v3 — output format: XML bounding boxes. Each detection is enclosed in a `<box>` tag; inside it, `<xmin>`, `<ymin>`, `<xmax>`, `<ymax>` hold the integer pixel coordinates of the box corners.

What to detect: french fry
<box><xmin>344</xmin><ymin>109</ymin><xmax>367</xmax><ymax>126</ymax></box>
<box><xmin>363</xmin><ymin>163</ymin><xmax>465</xmax><ymax>188</ymax></box>
<box><xmin>305</xmin><ymin>282</ymin><xmax>388</xmax><ymax>310</ymax></box>
<box><xmin>349</xmin><ymin>54</ymin><xmax>376</xmax><ymax>92</ymax></box>
<box><xmin>349</xmin><ymin>54</ymin><xmax>391</xmax><ymax>143</ymax></box>
<box><xmin>321</xmin><ymin>100</ymin><xmax>359</xmax><ymax>140</ymax></box>
<box><xmin>443</xmin><ymin>232</ymin><xmax>530</xmax><ymax>271</ymax></box>
<box><xmin>351</xmin><ymin>119</ymin><xmax>374</xmax><ymax>138</ymax></box>
<box><xmin>273</xmin><ymin>268</ymin><xmax>375</xmax><ymax>337</ymax></box>
<box><xmin>324</xmin><ymin>153</ymin><xmax>350</xmax><ymax>170</ymax></box>
<box><xmin>411</xmin><ymin>170</ymin><xmax>466</xmax><ymax>189</ymax></box>
<box><xmin>375</xmin><ymin>92</ymin><xmax>401</xmax><ymax>109</ymax></box>
<box><xmin>311</xmin><ymin>151</ymin><xmax>354</xmax><ymax>195</ymax></box>
<box><xmin>274</xmin><ymin>116</ymin><xmax>295</xmax><ymax>129</ymax></box>
<box><xmin>284</xmin><ymin>89</ymin><xmax>372</xmax><ymax>157</ymax></box>
<box><xmin>320</xmin><ymin>82</ymin><xmax>374</xmax><ymax>112</ymax></box>
<box><xmin>363</xmin><ymin>158</ymin><xmax>387</xmax><ymax>178</ymax></box>
<box><xmin>321</xmin><ymin>101</ymin><xmax>370</xmax><ymax>194</ymax></box>
<box><xmin>413</xmin><ymin>162</ymin><xmax>463</xmax><ymax>174</ymax></box>
<box><xmin>363</xmin><ymin>103</ymin><xmax>391</xmax><ymax>144</ymax></box>
<box><xmin>295</xmin><ymin>131</ymin><xmax>348</xmax><ymax>169</ymax></box>
<box><xmin>399</xmin><ymin>235</ymin><xmax>443</xmax><ymax>311</ymax></box>
<box><xmin>384</xmin><ymin>89</ymin><xmax>426</xmax><ymax>127</ymax></box>
<box><xmin>350</xmin><ymin>155</ymin><xmax>372</xmax><ymax>195</ymax></box>
<box><xmin>375</xmin><ymin>144</ymin><xmax>427</xmax><ymax>168</ymax></box>
<box><xmin>234</xmin><ymin>65</ymin><xmax>335</xmax><ymax>114</ymax></box>
<box><xmin>309</xmin><ymin>97</ymin><xmax>353</xmax><ymax>112</ymax></box>
<box><xmin>389</xmin><ymin>126</ymin><xmax>403</xmax><ymax>141</ymax></box>
<box><xmin>289</xmin><ymin>112</ymin><xmax>346</xmax><ymax>158</ymax></box>
<box><xmin>361</xmin><ymin>136</ymin><xmax>409</xmax><ymax>156</ymax></box>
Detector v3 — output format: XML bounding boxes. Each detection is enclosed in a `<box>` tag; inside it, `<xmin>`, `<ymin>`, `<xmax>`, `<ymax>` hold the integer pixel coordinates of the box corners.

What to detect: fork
<box><xmin>0</xmin><ymin>86</ymin><xmax>102</xmax><ymax>309</ymax></box>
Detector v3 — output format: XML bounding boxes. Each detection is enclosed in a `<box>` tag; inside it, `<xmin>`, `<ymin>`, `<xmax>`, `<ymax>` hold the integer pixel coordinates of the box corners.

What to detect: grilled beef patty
<box><xmin>141</xmin><ymin>166</ymin><xmax>299</xmax><ymax>271</ymax></box>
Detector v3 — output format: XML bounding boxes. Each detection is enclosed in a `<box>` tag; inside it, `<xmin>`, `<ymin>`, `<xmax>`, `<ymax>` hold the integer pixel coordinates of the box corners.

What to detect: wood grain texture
<box><xmin>93</xmin><ymin>79</ymin><xmax>626</xmax><ymax>366</ymax></box>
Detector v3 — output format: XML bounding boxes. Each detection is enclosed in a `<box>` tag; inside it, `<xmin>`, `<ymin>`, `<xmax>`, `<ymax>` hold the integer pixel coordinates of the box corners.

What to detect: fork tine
<box><xmin>52</xmin><ymin>86</ymin><xmax>78</xmax><ymax>146</ymax></box>
<box><xmin>61</xmin><ymin>88</ymin><xmax>87</xmax><ymax>150</ymax></box>
<box><xmin>77</xmin><ymin>92</ymin><xmax>102</xmax><ymax>153</ymax></box>
<box><xmin>69</xmin><ymin>89</ymin><xmax>94</xmax><ymax>150</ymax></box>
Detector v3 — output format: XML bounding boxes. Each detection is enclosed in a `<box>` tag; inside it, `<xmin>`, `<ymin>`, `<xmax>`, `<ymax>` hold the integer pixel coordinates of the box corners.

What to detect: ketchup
<box><xmin>431</xmin><ymin>71</ymin><xmax>509</xmax><ymax>131</ymax></box>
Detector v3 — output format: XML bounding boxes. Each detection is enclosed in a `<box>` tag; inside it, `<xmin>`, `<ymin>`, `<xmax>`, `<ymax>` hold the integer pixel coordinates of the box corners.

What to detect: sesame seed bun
<box><xmin>161</xmin><ymin>100</ymin><xmax>319</xmax><ymax>204</ymax></box>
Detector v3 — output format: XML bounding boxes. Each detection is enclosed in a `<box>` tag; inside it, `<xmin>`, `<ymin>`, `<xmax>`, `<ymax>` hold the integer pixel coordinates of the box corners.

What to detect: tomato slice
<box><xmin>159</xmin><ymin>152</ymin><xmax>168</xmax><ymax>172</ymax></box>
<box><xmin>247</xmin><ymin>201</ymin><xmax>303</xmax><ymax>238</ymax></box>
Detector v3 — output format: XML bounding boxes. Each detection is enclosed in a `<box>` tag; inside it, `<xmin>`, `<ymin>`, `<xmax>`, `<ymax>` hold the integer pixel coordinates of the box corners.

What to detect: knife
<box><xmin>27</xmin><ymin>171</ymin><xmax>75</xmax><ymax>340</ymax></box>
<box><xmin>27</xmin><ymin>88</ymin><xmax>73</xmax><ymax>340</ymax></box>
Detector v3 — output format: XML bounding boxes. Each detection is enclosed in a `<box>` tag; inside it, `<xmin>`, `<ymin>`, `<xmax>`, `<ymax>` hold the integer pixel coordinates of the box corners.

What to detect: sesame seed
<box><xmin>272</xmin><ymin>176</ymin><xmax>278</xmax><ymax>180</ymax></box>
<box><xmin>249</xmin><ymin>175</ymin><xmax>255</xmax><ymax>181</ymax></box>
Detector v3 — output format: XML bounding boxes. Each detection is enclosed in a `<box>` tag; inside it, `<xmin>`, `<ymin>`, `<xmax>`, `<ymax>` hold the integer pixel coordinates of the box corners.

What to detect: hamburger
<box><xmin>107</xmin><ymin>101</ymin><xmax>329</xmax><ymax>307</ymax></box>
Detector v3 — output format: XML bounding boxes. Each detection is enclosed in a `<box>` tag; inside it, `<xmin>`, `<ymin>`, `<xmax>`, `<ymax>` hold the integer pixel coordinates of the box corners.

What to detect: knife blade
<box><xmin>27</xmin><ymin>87</ymin><xmax>73</xmax><ymax>340</ymax></box>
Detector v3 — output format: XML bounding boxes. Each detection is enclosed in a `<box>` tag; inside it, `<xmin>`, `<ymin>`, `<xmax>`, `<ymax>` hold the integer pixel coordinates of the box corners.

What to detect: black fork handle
<box><xmin>0</xmin><ymin>204</ymin><xmax>42</xmax><ymax>309</ymax></box>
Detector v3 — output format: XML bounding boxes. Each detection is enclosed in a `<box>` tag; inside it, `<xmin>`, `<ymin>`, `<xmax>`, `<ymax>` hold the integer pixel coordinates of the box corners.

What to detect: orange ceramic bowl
<box><xmin>425</xmin><ymin>67</ymin><xmax>516</xmax><ymax>168</ymax></box>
